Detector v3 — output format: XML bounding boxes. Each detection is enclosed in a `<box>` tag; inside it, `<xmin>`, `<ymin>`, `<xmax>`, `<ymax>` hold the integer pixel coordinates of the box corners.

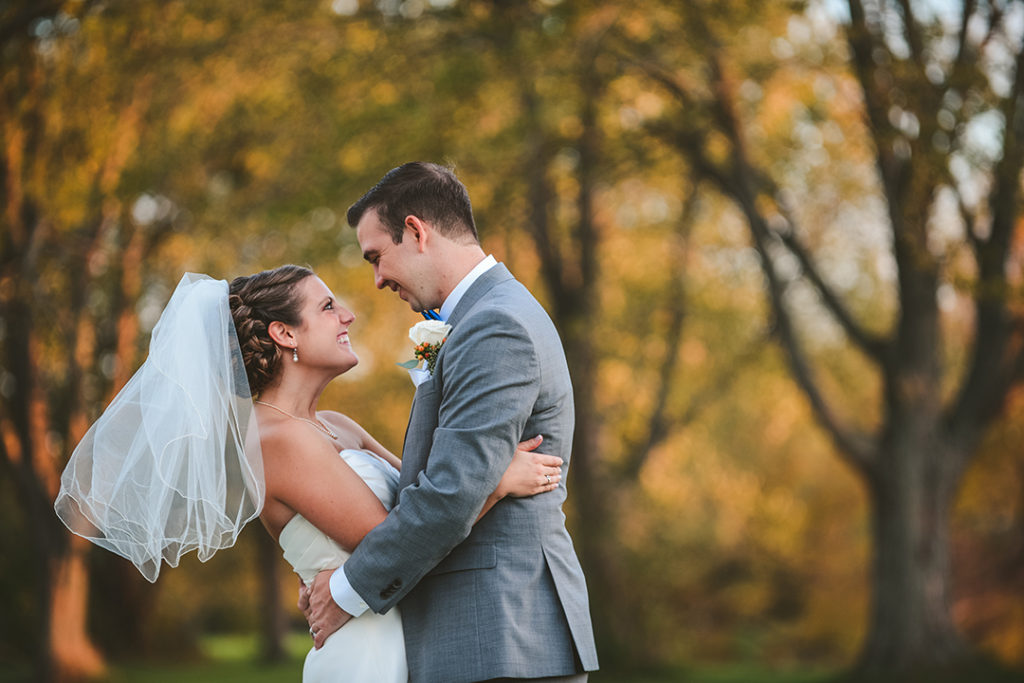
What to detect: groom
<box><xmin>304</xmin><ymin>162</ymin><xmax>598</xmax><ymax>682</ymax></box>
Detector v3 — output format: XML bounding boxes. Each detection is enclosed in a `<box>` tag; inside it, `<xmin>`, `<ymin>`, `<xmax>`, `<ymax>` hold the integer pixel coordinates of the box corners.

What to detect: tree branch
<box><xmin>626</xmin><ymin>10</ymin><xmax>880</xmax><ymax>474</ymax></box>
<box><xmin>620</xmin><ymin>325</ymin><xmax>772</xmax><ymax>481</ymax></box>
<box><xmin>1014</xmin><ymin>331</ymin><xmax>1024</xmax><ymax>384</ymax></box>
<box><xmin>619</xmin><ymin>51</ymin><xmax>699</xmax><ymax>112</ymax></box>
<box><xmin>519</xmin><ymin>83</ymin><xmax>566</xmax><ymax>306</ymax></box>
<box><xmin>948</xmin><ymin>29</ymin><xmax>1024</xmax><ymax>444</ymax></box>
<box><xmin>619</xmin><ymin>186</ymin><xmax>697</xmax><ymax>478</ymax></box>
<box><xmin>777</xmin><ymin>228</ymin><xmax>888</xmax><ymax>361</ymax></box>
<box><xmin>895</xmin><ymin>0</ymin><xmax>925</xmax><ymax>67</ymax></box>
<box><xmin>684</xmin><ymin>42</ymin><xmax>880</xmax><ymax>472</ymax></box>
<box><xmin>765</xmin><ymin>185</ymin><xmax>890</xmax><ymax>363</ymax></box>
<box><xmin>0</xmin><ymin>0</ymin><xmax>65</xmax><ymax>47</ymax></box>
<box><xmin>846</xmin><ymin>0</ymin><xmax>903</xmax><ymax>198</ymax></box>
<box><xmin>986</xmin><ymin>19</ymin><xmax>1024</xmax><ymax>257</ymax></box>
<box><xmin>747</xmin><ymin>200</ymin><xmax>878</xmax><ymax>472</ymax></box>
<box><xmin>953</xmin><ymin>0</ymin><xmax>977</xmax><ymax>69</ymax></box>
<box><xmin>574</xmin><ymin>37</ymin><xmax>605</xmax><ymax>300</ymax></box>
<box><xmin>644</xmin><ymin>121</ymin><xmax>735</xmax><ymax>193</ymax></box>
<box><xmin>981</xmin><ymin>2</ymin><xmax>1008</xmax><ymax>55</ymax></box>
<box><xmin>953</xmin><ymin>186</ymin><xmax>982</xmax><ymax>252</ymax></box>
<box><xmin>706</xmin><ymin>47</ymin><xmax>890</xmax><ymax>369</ymax></box>
<box><xmin>951</xmin><ymin>318</ymin><xmax>1024</xmax><ymax>456</ymax></box>
<box><xmin>618</xmin><ymin>36</ymin><xmax>736</xmax><ymax>195</ymax></box>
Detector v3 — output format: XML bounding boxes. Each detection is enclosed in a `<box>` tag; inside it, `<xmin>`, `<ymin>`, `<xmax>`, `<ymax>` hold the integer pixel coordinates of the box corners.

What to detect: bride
<box><xmin>54</xmin><ymin>266</ymin><xmax>563</xmax><ymax>682</ymax></box>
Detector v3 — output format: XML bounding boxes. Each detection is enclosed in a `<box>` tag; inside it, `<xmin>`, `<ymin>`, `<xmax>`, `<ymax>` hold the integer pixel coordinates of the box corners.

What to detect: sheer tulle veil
<box><xmin>54</xmin><ymin>273</ymin><xmax>265</xmax><ymax>582</ymax></box>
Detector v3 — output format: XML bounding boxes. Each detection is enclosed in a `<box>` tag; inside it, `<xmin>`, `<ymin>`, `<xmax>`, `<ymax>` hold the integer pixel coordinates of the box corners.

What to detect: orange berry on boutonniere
<box><xmin>398</xmin><ymin>320</ymin><xmax>452</xmax><ymax>375</ymax></box>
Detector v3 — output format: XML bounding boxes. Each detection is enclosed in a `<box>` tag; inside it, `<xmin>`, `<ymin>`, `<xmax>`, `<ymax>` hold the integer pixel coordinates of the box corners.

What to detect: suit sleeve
<box><xmin>342</xmin><ymin>308</ymin><xmax>540</xmax><ymax>612</ymax></box>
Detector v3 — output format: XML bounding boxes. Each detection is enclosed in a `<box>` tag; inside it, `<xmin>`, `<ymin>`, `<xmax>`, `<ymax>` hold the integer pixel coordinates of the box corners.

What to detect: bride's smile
<box><xmin>289</xmin><ymin>276</ymin><xmax>359</xmax><ymax>370</ymax></box>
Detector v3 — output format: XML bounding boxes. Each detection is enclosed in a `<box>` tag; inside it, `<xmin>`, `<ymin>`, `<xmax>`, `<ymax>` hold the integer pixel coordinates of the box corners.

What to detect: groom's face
<box><xmin>356</xmin><ymin>209</ymin><xmax>437</xmax><ymax>312</ymax></box>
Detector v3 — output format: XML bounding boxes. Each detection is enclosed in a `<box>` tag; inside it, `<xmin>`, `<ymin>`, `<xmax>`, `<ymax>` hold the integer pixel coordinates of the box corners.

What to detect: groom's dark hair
<box><xmin>346</xmin><ymin>162</ymin><xmax>479</xmax><ymax>245</ymax></box>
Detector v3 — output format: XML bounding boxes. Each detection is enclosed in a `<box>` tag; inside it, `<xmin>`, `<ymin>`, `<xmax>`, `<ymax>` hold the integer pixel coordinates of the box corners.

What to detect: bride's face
<box><xmin>292</xmin><ymin>276</ymin><xmax>359</xmax><ymax>373</ymax></box>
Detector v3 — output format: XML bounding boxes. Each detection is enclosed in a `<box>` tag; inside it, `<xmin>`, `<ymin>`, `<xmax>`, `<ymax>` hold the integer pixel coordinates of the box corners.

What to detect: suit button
<box><xmin>380</xmin><ymin>578</ymin><xmax>403</xmax><ymax>599</ymax></box>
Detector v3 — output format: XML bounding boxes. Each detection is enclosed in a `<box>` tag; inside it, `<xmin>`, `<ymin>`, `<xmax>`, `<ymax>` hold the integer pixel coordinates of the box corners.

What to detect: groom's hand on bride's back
<box><xmin>302</xmin><ymin>570</ymin><xmax>353</xmax><ymax>649</ymax></box>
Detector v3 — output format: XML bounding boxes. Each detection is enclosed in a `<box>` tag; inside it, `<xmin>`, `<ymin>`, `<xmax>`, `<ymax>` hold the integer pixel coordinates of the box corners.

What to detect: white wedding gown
<box><xmin>279</xmin><ymin>448</ymin><xmax>408</xmax><ymax>682</ymax></box>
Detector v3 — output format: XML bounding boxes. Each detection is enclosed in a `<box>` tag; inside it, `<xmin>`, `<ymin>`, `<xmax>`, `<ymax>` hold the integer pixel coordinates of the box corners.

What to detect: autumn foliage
<box><xmin>1</xmin><ymin>1</ymin><xmax>1022</xmax><ymax>681</ymax></box>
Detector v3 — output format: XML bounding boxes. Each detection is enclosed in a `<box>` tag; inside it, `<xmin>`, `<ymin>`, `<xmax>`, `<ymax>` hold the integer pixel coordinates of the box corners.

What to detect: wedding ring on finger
<box><xmin>545</xmin><ymin>474</ymin><xmax>551</xmax><ymax>484</ymax></box>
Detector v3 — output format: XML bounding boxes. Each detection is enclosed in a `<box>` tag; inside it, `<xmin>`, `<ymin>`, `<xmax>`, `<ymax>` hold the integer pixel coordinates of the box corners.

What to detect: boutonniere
<box><xmin>397</xmin><ymin>320</ymin><xmax>451</xmax><ymax>375</ymax></box>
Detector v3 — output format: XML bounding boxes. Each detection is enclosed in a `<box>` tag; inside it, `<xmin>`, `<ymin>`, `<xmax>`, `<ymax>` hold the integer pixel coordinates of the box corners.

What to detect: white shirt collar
<box><xmin>439</xmin><ymin>255</ymin><xmax>497</xmax><ymax>322</ymax></box>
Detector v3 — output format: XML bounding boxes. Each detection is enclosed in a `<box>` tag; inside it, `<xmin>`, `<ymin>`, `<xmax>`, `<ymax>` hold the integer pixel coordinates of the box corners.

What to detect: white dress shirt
<box><xmin>329</xmin><ymin>254</ymin><xmax>497</xmax><ymax>616</ymax></box>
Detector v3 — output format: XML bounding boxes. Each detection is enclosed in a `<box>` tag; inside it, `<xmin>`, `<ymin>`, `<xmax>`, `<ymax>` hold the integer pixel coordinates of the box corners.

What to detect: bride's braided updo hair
<box><xmin>228</xmin><ymin>265</ymin><xmax>314</xmax><ymax>396</ymax></box>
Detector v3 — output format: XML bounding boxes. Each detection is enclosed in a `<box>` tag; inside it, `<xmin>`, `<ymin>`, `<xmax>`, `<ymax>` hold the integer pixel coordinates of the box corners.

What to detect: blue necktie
<box><xmin>421</xmin><ymin>309</ymin><xmax>442</xmax><ymax>321</ymax></box>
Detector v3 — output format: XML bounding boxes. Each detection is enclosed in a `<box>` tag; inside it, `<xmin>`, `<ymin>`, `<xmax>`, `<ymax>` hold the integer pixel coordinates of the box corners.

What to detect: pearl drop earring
<box><xmin>292</xmin><ymin>347</ymin><xmax>299</xmax><ymax>362</ymax></box>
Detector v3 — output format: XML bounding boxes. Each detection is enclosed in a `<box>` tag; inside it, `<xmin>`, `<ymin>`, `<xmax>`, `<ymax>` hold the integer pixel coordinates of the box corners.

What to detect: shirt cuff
<box><xmin>329</xmin><ymin>566</ymin><xmax>369</xmax><ymax>617</ymax></box>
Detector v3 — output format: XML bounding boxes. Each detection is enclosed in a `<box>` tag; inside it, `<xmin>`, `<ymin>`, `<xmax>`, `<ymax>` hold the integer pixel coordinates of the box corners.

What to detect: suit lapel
<box><xmin>397</xmin><ymin>263</ymin><xmax>515</xmax><ymax>495</ymax></box>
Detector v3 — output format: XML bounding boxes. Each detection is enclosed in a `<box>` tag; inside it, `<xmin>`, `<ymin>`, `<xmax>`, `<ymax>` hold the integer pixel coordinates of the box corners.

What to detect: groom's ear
<box><xmin>404</xmin><ymin>215</ymin><xmax>431</xmax><ymax>253</ymax></box>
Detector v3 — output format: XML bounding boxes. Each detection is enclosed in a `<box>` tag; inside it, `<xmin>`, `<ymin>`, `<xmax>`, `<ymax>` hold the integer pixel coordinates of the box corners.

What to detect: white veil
<box><xmin>54</xmin><ymin>273</ymin><xmax>265</xmax><ymax>582</ymax></box>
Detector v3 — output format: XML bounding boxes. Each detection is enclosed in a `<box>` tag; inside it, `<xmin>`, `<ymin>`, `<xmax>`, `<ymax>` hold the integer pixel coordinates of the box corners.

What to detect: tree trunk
<box><xmin>563</xmin><ymin>328</ymin><xmax>622</xmax><ymax>657</ymax></box>
<box><xmin>1</xmin><ymin>277</ymin><xmax>109</xmax><ymax>681</ymax></box>
<box><xmin>50</xmin><ymin>537</ymin><xmax>106</xmax><ymax>681</ymax></box>
<box><xmin>25</xmin><ymin>483</ymin><xmax>57</xmax><ymax>683</ymax></box>
<box><xmin>257</xmin><ymin>528</ymin><xmax>287</xmax><ymax>662</ymax></box>
<box><xmin>857</xmin><ymin>436</ymin><xmax>967</xmax><ymax>677</ymax></box>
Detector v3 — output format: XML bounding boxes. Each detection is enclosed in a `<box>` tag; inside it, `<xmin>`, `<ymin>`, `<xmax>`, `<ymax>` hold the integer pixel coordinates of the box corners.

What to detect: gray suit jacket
<box><xmin>343</xmin><ymin>264</ymin><xmax>598</xmax><ymax>682</ymax></box>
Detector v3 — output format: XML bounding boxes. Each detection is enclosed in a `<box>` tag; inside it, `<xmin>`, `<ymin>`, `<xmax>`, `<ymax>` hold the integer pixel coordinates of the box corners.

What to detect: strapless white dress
<box><xmin>279</xmin><ymin>448</ymin><xmax>408</xmax><ymax>682</ymax></box>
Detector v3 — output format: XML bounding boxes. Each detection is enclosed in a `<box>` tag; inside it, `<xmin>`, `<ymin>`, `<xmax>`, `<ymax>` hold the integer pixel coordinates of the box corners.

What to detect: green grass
<box><xmin>108</xmin><ymin>659</ymin><xmax>302</xmax><ymax>683</ymax></box>
<box><xmin>197</xmin><ymin>631</ymin><xmax>312</xmax><ymax>663</ymax></box>
<box><xmin>108</xmin><ymin>634</ymin><xmax>838</xmax><ymax>683</ymax></box>
<box><xmin>106</xmin><ymin>659</ymin><xmax>832</xmax><ymax>683</ymax></box>
<box><xmin>106</xmin><ymin>632</ymin><xmax>311</xmax><ymax>682</ymax></box>
<box><xmin>593</xmin><ymin>665</ymin><xmax>834</xmax><ymax>683</ymax></box>
<box><xmin>6</xmin><ymin>634</ymin><xmax>1018</xmax><ymax>683</ymax></box>
<box><xmin>97</xmin><ymin>658</ymin><xmax>1023</xmax><ymax>683</ymax></box>
<box><xmin>101</xmin><ymin>634</ymin><xmax>839</xmax><ymax>683</ymax></box>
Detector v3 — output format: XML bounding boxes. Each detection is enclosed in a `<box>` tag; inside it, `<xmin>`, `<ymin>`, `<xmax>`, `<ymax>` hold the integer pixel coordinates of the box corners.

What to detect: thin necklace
<box><xmin>254</xmin><ymin>400</ymin><xmax>338</xmax><ymax>439</ymax></box>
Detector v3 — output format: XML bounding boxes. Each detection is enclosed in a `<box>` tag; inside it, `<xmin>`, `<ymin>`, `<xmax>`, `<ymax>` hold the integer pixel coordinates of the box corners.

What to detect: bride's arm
<box><xmin>262</xmin><ymin>426</ymin><xmax>388</xmax><ymax>551</ymax></box>
<box><xmin>476</xmin><ymin>436</ymin><xmax>562</xmax><ymax>521</ymax></box>
<box><xmin>266</xmin><ymin>423</ymin><xmax>562</xmax><ymax>554</ymax></box>
<box><xmin>320</xmin><ymin>413</ymin><xmax>562</xmax><ymax>513</ymax></box>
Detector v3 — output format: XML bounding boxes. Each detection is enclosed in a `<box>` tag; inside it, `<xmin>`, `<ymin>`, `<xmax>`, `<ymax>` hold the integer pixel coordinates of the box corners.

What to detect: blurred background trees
<box><xmin>1</xmin><ymin>1</ymin><xmax>1021</xmax><ymax>682</ymax></box>
<box><xmin>610</xmin><ymin>0</ymin><xmax>1024</xmax><ymax>676</ymax></box>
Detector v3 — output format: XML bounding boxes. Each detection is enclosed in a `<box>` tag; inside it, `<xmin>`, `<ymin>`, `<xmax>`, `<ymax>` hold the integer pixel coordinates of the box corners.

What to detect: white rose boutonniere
<box><xmin>398</xmin><ymin>320</ymin><xmax>451</xmax><ymax>375</ymax></box>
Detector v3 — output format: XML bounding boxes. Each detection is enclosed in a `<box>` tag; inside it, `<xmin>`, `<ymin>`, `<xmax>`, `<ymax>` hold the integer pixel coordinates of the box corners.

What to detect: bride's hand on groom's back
<box><xmin>499</xmin><ymin>436</ymin><xmax>563</xmax><ymax>499</ymax></box>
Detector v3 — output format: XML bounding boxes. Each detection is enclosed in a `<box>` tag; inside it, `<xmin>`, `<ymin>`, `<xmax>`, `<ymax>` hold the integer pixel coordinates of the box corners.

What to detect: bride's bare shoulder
<box><xmin>317</xmin><ymin>409</ymin><xmax>358</xmax><ymax>426</ymax></box>
<box><xmin>317</xmin><ymin>411</ymin><xmax>364</xmax><ymax>439</ymax></box>
<box><xmin>319</xmin><ymin>411</ymin><xmax>399</xmax><ymax>468</ymax></box>
<box><xmin>255</xmin><ymin>412</ymin><xmax>329</xmax><ymax>457</ymax></box>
